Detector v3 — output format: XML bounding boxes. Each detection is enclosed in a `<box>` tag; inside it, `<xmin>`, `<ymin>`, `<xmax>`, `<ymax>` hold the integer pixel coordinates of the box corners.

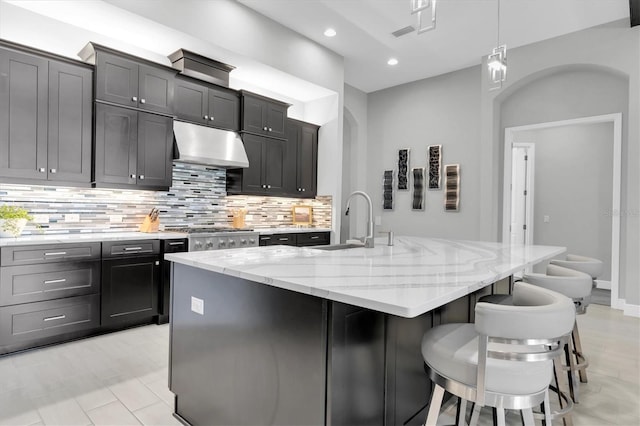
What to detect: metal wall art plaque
<box><xmin>397</xmin><ymin>148</ymin><xmax>410</xmax><ymax>190</ymax></box>
<box><xmin>428</xmin><ymin>144</ymin><xmax>442</xmax><ymax>190</ymax></box>
<box><xmin>383</xmin><ymin>170</ymin><xmax>394</xmax><ymax>210</ymax></box>
<box><xmin>444</xmin><ymin>164</ymin><xmax>460</xmax><ymax>212</ymax></box>
<box><xmin>412</xmin><ymin>167</ymin><xmax>425</xmax><ymax>210</ymax></box>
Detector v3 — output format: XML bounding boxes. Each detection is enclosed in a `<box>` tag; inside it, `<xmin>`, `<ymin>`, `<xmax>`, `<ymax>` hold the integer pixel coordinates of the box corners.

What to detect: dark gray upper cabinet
<box><xmin>226</xmin><ymin>133</ymin><xmax>286</xmax><ymax>196</ymax></box>
<box><xmin>94</xmin><ymin>104</ymin><xmax>138</xmax><ymax>186</ymax></box>
<box><xmin>174</xmin><ymin>77</ymin><xmax>239</xmax><ymax>130</ymax></box>
<box><xmin>0</xmin><ymin>43</ymin><xmax>92</xmax><ymax>185</ymax></box>
<box><xmin>137</xmin><ymin>112</ymin><xmax>173</xmax><ymax>189</ymax></box>
<box><xmin>240</xmin><ymin>91</ymin><xmax>289</xmax><ymax>139</ymax></box>
<box><xmin>48</xmin><ymin>60</ymin><xmax>93</xmax><ymax>183</ymax></box>
<box><xmin>95</xmin><ymin>104</ymin><xmax>172</xmax><ymax>190</ymax></box>
<box><xmin>80</xmin><ymin>43</ymin><xmax>175</xmax><ymax>115</ymax></box>
<box><xmin>0</xmin><ymin>48</ymin><xmax>48</xmax><ymax>181</ymax></box>
<box><xmin>284</xmin><ymin>118</ymin><xmax>320</xmax><ymax>198</ymax></box>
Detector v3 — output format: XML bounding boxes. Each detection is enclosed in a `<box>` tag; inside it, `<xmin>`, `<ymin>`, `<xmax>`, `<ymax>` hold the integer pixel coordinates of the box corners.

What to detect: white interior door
<box><xmin>510</xmin><ymin>143</ymin><xmax>535</xmax><ymax>245</ymax></box>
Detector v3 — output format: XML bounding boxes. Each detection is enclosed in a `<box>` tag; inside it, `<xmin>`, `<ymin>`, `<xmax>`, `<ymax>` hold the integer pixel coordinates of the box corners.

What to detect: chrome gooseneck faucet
<box><xmin>345</xmin><ymin>190</ymin><xmax>374</xmax><ymax>248</ymax></box>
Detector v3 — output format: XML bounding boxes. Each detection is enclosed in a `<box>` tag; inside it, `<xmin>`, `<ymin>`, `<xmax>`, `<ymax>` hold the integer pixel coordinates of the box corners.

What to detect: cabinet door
<box><xmin>264</xmin><ymin>138</ymin><xmax>286</xmax><ymax>192</ymax></box>
<box><xmin>94</xmin><ymin>104</ymin><xmax>138</xmax><ymax>186</ymax></box>
<box><xmin>174</xmin><ymin>78</ymin><xmax>208</xmax><ymax>125</ymax></box>
<box><xmin>208</xmin><ymin>87</ymin><xmax>239</xmax><ymax>131</ymax></box>
<box><xmin>297</xmin><ymin>124</ymin><xmax>319</xmax><ymax>197</ymax></box>
<box><xmin>137</xmin><ymin>112</ymin><xmax>173</xmax><ymax>189</ymax></box>
<box><xmin>283</xmin><ymin>120</ymin><xmax>300</xmax><ymax>196</ymax></box>
<box><xmin>95</xmin><ymin>52</ymin><xmax>138</xmax><ymax>108</ymax></box>
<box><xmin>138</xmin><ymin>64</ymin><xmax>174</xmax><ymax>115</ymax></box>
<box><xmin>265</xmin><ymin>102</ymin><xmax>287</xmax><ymax>139</ymax></box>
<box><xmin>47</xmin><ymin>61</ymin><xmax>92</xmax><ymax>183</ymax></box>
<box><xmin>0</xmin><ymin>48</ymin><xmax>48</xmax><ymax>180</ymax></box>
<box><xmin>101</xmin><ymin>256</ymin><xmax>159</xmax><ymax>326</ymax></box>
<box><xmin>242</xmin><ymin>95</ymin><xmax>266</xmax><ymax>135</ymax></box>
<box><xmin>241</xmin><ymin>133</ymin><xmax>267</xmax><ymax>194</ymax></box>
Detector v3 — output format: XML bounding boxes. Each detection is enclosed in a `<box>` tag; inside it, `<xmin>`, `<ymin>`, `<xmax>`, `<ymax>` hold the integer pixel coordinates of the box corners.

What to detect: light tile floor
<box><xmin>0</xmin><ymin>304</ymin><xmax>638</xmax><ymax>425</ymax></box>
<box><xmin>0</xmin><ymin>325</ymin><xmax>179</xmax><ymax>426</ymax></box>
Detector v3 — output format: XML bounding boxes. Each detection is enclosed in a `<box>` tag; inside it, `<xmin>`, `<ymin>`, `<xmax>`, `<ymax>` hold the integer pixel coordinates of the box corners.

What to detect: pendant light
<box><xmin>411</xmin><ymin>0</ymin><xmax>437</xmax><ymax>34</ymax></box>
<box><xmin>487</xmin><ymin>0</ymin><xmax>507</xmax><ymax>90</ymax></box>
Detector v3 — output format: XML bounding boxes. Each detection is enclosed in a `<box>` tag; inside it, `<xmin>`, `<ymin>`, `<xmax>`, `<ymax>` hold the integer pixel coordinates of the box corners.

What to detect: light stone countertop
<box><xmin>166</xmin><ymin>236</ymin><xmax>565</xmax><ymax>318</ymax></box>
<box><xmin>0</xmin><ymin>231</ymin><xmax>188</xmax><ymax>247</ymax></box>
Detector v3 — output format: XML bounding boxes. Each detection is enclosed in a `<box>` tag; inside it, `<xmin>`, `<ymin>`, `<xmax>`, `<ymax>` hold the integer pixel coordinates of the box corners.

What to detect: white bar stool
<box><xmin>524</xmin><ymin>264</ymin><xmax>593</xmax><ymax>403</ymax></box>
<box><xmin>421</xmin><ymin>282</ymin><xmax>575</xmax><ymax>426</ymax></box>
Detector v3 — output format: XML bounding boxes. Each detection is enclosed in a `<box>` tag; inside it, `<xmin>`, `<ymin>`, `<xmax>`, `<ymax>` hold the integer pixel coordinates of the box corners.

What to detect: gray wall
<box><xmin>362</xmin><ymin>20</ymin><xmax>639</xmax><ymax>309</ymax></box>
<box><xmin>366</xmin><ymin>66</ymin><xmax>482</xmax><ymax>239</ymax></box>
<box><xmin>517</xmin><ymin>124</ymin><xmax>614</xmax><ymax>280</ymax></box>
<box><xmin>482</xmin><ymin>20</ymin><xmax>639</xmax><ymax>308</ymax></box>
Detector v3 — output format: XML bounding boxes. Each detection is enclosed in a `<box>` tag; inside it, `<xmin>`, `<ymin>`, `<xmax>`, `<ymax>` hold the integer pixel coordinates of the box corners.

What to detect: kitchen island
<box><xmin>166</xmin><ymin>236</ymin><xmax>564</xmax><ymax>426</ymax></box>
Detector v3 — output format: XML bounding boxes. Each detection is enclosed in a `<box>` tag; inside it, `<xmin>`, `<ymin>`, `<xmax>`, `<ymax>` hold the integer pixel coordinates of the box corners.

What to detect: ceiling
<box><xmin>238</xmin><ymin>0</ymin><xmax>631</xmax><ymax>93</ymax></box>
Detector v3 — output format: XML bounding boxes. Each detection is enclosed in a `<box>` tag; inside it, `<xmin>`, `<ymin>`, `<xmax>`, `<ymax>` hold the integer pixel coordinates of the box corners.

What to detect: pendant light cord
<box><xmin>496</xmin><ymin>0</ymin><xmax>501</xmax><ymax>47</ymax></box>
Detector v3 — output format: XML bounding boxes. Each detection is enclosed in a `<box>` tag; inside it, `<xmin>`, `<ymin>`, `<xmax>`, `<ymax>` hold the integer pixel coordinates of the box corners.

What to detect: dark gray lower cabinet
<box><xmin>101</xmin><ymin>241</ymin><xmax>160</xmax><ymax>327</ymax></box>
<box><xmin>0</xmin><ymin>242</ymin><xmax>102</xmax><ymax>354</ymax></box>
<box><xmin>0</xmin><ymin>294</ymin><xmax>100</xmax><ymax>348</ymax></box>
<box><xmin>0</xmin><ymin>261</ymin><xmax>100</xmax><ymax>306</ymax></box>
<box><xmin>259</xmin><ymin>232</ymin><xmax>330</xmax><ymax>247</ymax></box>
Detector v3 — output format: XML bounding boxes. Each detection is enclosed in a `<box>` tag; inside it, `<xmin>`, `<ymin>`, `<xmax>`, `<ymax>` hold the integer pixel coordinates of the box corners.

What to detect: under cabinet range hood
<box><xmin>173</xmin><ymin>121</ymin><xmax>249</xmax><ymax>168</ymax></box>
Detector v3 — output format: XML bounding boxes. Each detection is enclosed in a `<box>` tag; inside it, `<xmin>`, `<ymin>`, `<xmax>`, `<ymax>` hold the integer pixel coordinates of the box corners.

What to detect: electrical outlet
<box><xmin>65</xmin><ymin>214</ymin><xmax>80</xmax><ymax>223</ymax></box>
<box><xmin>544</xmin><ymin>215</ymin><xmax>550</xmax><ymax>223</ymax></box>
<box><xmin>32</xmin><ymin>214</ymin><xmax>49</xmax><ymax>224</ymax></box>
<box><xmin>191</xmin><ymin>296</ymin><xmax>204</xmax><ymax>315</ymax></box>
<box><xmin>375</xmin><ymin>216</ymin><xmax>382</xmax><ymax>226</ymax></box>
<box><xmin>109</xmin><ymin>215</ymin><xmax>123</xmax><ymax>223</ymax></box>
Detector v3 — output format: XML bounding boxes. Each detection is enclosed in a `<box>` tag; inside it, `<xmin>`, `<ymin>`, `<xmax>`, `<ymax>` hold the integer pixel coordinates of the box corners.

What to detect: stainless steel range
<box><xmin>166</xmin><ymin>226</ymin><xmax>259</xmax><ymax>252</ymax></box>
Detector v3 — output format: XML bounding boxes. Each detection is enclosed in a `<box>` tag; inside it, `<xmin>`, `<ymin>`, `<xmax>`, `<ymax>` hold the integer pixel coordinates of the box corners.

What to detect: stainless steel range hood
<box><xmin>173</xmin><ymin>121</ymin><xmax>249</xmax><ymax>168</ymax></box>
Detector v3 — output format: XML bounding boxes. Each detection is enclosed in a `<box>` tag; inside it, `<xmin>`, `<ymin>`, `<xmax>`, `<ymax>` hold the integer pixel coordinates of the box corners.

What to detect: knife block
<box><xmin>139</xmin><ymin>216</ymin><xmax>160</xmax><ymax>233</ymax></box>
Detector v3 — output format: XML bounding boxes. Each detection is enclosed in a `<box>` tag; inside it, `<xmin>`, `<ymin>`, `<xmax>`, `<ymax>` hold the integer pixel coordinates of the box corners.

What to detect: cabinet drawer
<box><xmin>0</xmin><ymin>261</ymin><xmax>100</xmax><ymax>306</ymax></box>
<box><xmin>259</xmin><ymin>233</ymin><xmax>297</xmax><ymax>246</ymax></box>
<box><xmin>102</xmin><ymin>240</ymin><xmax>160</xmax><ymax>257</ymax></box>
<box><xmin>296</xmin><ymin>232</ymin><xmax>330</xmax><ymax>247</ymax></box>
<box><xmin>0</xmin><ymin>294</ymin><xmax>100</xmax><ymax>346</ymax></box>
<box><xmin>0</xmin><ymin>242</ymin><xmax>101</xmax><ymax>266</ymax></box>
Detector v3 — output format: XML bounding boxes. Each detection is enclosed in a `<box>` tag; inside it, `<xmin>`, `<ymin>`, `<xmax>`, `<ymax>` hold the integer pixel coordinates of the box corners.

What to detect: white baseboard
<box><xmin>595</xmin><ymin>280</ymin><xmax>611</xmax><ymax>290</ymax></box>
<box><xmin>624</xmin><ymin>303</ymin><xmax>640</xmax><ymax>318</ymax></box>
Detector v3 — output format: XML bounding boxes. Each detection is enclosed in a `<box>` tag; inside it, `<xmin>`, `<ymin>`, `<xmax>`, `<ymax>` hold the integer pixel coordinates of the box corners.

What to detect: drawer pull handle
<box><xmin>278</xmin><ymin>238</ymin><xmax>289</xmax><ymax>241</ymax></box>
<box><xmin>44</xmin><ymin>252</ymin><xmax>67</xmax><ymax>256</ymax></box>
<box><xmin>124</xmin><ymin>247</ymin><xmax>143</xmax><ymax>251</ymax></box>
<box><xmin>44</xmin><ymin>278</ymin><xmax>67</xmax><ymax>285</ymax></box>
<box><xmin>168</xmin><ymin>242</ymin><xmax>184</xmax><ymax>246</ymax></box>
<box><xmin>310</xmin><ymin>236</ymin><xmax>319</xmax><ymax>239</ymax></box>
<box><xmin>44</xmin><ymin>314</ymin><xmax>66</xmax><ymax>322</ymax></box>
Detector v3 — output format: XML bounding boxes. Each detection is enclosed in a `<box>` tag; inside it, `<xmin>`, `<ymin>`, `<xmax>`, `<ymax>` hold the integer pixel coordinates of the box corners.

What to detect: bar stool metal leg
<box><xmin>572</xmin><ymin>325</ymin><xmax>589</xmax><ymax>383</ymax></box>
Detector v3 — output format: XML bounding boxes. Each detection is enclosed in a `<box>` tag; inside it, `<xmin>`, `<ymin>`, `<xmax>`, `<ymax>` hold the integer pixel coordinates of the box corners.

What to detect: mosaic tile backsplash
<box><xmin>0</xmin><ymin>162</ymin><xmax>332</xmax><ymax>235</ymax></box>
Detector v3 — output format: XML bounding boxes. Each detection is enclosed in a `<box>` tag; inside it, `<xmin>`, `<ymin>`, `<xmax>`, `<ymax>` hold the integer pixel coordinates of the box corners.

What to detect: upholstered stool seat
<box><xmin>421</xmin><ymin>282</ymin><xmax>575</xmax><ymax>426</ymax></box>
<box><xmin>524</xmin><ymin>265</ymin><xmax>593</xmax><ymax>403</ymax></box>
<box><xmin>550</xmin><ymin>254</ymin><xmax>603</xmax><ymax>285</ymax></box>
<box><xmin>422</xmin><ymin>323</ymin><xmax>553</xmax><ymax>396</ymax></box>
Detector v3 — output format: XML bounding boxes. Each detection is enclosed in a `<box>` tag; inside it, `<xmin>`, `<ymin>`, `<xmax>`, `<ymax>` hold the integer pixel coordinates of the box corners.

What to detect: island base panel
<box><xmin>169</xmin><ymin>264</ymin><xmax>328</xmax><ymax>426</ymax></box>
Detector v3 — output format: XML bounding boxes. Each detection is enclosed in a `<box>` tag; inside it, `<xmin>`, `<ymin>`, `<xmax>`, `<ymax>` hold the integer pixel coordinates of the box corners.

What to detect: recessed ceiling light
<box><xmin>324</xmin><ymin>28</ymin><xmax>337</xmax><ymax>37</ymax></box>
<box><xmin>387</xmin><ymin>58</ymin><xmax>399</xmax><ymax>66</ymax></box>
